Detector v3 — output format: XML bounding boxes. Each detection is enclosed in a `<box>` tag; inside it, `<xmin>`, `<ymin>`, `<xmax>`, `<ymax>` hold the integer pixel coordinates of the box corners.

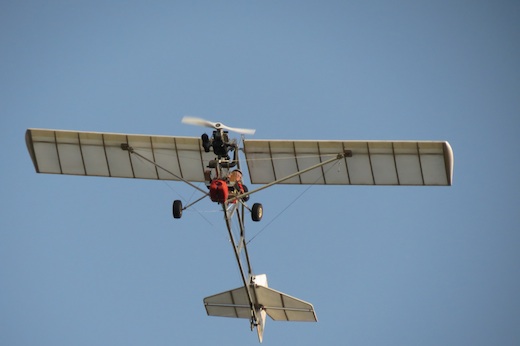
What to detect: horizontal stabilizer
<box><xmin>256</xmin><ymin>286</ymin><xmax>317</xmax><ymax>321</ymax></box>
<box><xmin>204</xmin><ymin>287</ymin><xmax>252</xmax><ymax>319</ymax></box>
<box><xmin>204</xmin><ymin>285</ymin><xmax>317</xmax><ymax>322</ymax></box>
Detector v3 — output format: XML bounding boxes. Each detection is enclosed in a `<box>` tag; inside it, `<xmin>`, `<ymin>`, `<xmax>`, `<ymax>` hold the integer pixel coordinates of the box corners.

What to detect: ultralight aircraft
<box><xmin>25</xmin><ymin>117</ymin><xmax>454</xmax><ymax>342</ymax></box>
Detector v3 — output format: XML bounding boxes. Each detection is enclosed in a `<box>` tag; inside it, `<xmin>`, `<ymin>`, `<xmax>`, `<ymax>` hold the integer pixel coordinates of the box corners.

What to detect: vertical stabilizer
<box><xmin>256</xmin><ymin>305</ymin><xmax>267</xmax><ymax>342</ymax></box>
<box><xmin>252</xmin><ymin>274</ymin><xmax>268</xmax><ymax>342</ymax></box>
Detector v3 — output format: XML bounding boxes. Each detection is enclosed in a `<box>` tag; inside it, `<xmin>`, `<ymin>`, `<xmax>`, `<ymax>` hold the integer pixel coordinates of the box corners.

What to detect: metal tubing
<box><xmin>231</xmin><ymin>151</ymin><xmax>350</xmax><ymax>202</ymax></box>
<box><xmin>123</xmin><ymin>145</ymin><xmax>209</xmax><ymax>195</ymax></box>
<box><xmin>181</xmin><ymin>194</ymin><xmax>208</xmax><ymax>210</ymax></box>
<box><xmin>221</xmin><ymin>203</ymin><xmax>258</xmax><ymax>324</ymax></box>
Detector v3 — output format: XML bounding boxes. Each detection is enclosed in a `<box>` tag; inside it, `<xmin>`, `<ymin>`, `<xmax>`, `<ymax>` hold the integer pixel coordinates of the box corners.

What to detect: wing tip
<box><xmin>443</xmin><ymin>141</ymin><xmax>454</xmax><ymax>186</ymax></box>
<box><xmin>25</xmin><ymin>129</ymin><xmax>40</xmax><ymax>173</ymax></box>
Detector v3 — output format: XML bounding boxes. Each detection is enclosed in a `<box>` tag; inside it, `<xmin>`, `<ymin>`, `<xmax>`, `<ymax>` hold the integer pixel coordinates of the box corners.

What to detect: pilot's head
<box><xmin>229</xmin><ymin>169</ymin><xmax>242</xmax><ymax>182</ymax></box>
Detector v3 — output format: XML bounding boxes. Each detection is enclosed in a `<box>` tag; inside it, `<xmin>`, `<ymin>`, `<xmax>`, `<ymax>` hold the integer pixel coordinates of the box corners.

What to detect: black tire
<box><xmin>251</xmin><ymin>203</ymin><xmax>263</xmax><ymax>222</ymax></box>
<box><xmin>173</xmin><ymin>200</ymin><xmax>183</xmax><ymax>219</ymax></box>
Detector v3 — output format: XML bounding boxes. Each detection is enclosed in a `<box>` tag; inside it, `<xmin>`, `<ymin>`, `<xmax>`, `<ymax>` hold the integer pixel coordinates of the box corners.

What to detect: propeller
<box><xmin>182</xmin><ymin>116</ymin><xmax>256</xmax><ymax>135</ymax></box>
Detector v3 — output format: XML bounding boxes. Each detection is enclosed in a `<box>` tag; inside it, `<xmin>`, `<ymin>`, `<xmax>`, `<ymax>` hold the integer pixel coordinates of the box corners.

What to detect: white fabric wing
<box><xmin>243</xmin><ymin>140</ymin><xmax>453</xmax><ymax>186</ymax></box>
<box><xmin>26</xmin><ymin>128</ymin><xmax>215</xmax><ymax>182</ymax></box>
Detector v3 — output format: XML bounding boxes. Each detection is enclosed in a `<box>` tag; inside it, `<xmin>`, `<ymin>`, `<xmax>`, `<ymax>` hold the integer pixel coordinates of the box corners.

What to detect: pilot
<box><xmin>228</xmin><ymin>169</ymin><xmax>249</xmax><ymax>201</ymax></box>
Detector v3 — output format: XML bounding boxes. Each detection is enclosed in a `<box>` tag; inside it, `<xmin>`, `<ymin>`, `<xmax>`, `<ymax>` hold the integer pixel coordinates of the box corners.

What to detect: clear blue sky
<box><xmin>1</xmin><ymin>1</ymin><xmax>519</xmax><ymax>345</ymax></box>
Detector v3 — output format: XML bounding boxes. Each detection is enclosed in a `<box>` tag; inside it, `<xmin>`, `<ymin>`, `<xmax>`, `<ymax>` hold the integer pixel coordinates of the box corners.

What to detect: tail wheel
<box><xmin>251</xmin><ymin>203</ymin><xmax>263</xmax><ymax>222</ymax></box>
<box><xmin>173</xmin><ymin>200</ymin><xmax>183</xmax><ymax>219</ymax></box>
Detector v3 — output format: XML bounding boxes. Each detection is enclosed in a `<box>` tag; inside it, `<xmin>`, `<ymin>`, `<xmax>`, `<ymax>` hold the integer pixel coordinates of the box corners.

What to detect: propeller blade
<box><xmin>181</xmin><ymin>116</ymin><xmax>256</xmax><ymax>135</ymax></box>
<box><xmin>219</xmin><ymin>123</ymin><xmax>256</xmax><ymax>135</ymax></box>
<box><xmin>181</xmin><ymin>116</ymin><xmax>215</xmax><ymax>128</ymax></box>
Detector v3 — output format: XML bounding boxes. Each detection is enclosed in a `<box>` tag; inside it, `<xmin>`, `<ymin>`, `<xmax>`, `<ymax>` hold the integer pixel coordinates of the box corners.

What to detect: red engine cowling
<box><xmin>209</xmin><ymin>179</ymin><xmax>229</xmax><ymax>203</ymax></box>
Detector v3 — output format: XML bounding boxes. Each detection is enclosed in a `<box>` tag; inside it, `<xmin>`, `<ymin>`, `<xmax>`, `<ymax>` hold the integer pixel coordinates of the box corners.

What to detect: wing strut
<box><xmin>231</xmin><ymin>150</ymin><xmax>352</xmax><ymax>202</ymax></box>
<box><xmin>121</xmin><ymin>143</ymin><xmax>209</xmax><ymax>195</ymax></box>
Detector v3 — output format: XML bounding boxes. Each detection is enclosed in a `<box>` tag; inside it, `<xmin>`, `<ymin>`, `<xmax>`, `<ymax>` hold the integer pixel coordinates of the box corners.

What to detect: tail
<box><xmin>203</xmin><ymin>274</ymin><xmax>317</xmax><ymax>343</ymax></box>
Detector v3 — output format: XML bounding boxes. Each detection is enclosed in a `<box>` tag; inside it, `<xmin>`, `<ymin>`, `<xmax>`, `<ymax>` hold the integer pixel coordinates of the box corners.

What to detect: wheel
<box><xmin>251</xmin><ymin>203</ymin><xmax>263</xmax><ymax>222</ymax></box>
<box><xmin>173</xmin><ymin>200</ymin><xmax>183</xmax><ymax>219</ymax></box>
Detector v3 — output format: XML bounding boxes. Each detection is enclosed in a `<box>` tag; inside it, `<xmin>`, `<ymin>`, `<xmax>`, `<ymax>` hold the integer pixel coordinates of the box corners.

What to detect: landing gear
<box><xmin>173</xmin><ymin>200</ymin><xmax>183</xmax><ymax>219</ymax></box>
<box><xmin>251</xmin><ymin>203</ymin><xmax>263</xmax><ymax>222</ymax></box>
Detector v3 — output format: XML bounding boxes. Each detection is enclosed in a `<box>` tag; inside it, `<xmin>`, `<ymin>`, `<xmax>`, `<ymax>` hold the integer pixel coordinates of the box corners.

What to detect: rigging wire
<box><xmin>246</xmin><ymin>160</ymin><xmax>342</xmax><ymax>245</ymax></box>
<box><xmin>129</xmin><ymin>146</ymin><xmax>344</xmax><ymax>244</ymax></box>
<box><xmin>130</xmin><ymin>150</ymin><xmax>216</xmax><ymax>228</ymax></box>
